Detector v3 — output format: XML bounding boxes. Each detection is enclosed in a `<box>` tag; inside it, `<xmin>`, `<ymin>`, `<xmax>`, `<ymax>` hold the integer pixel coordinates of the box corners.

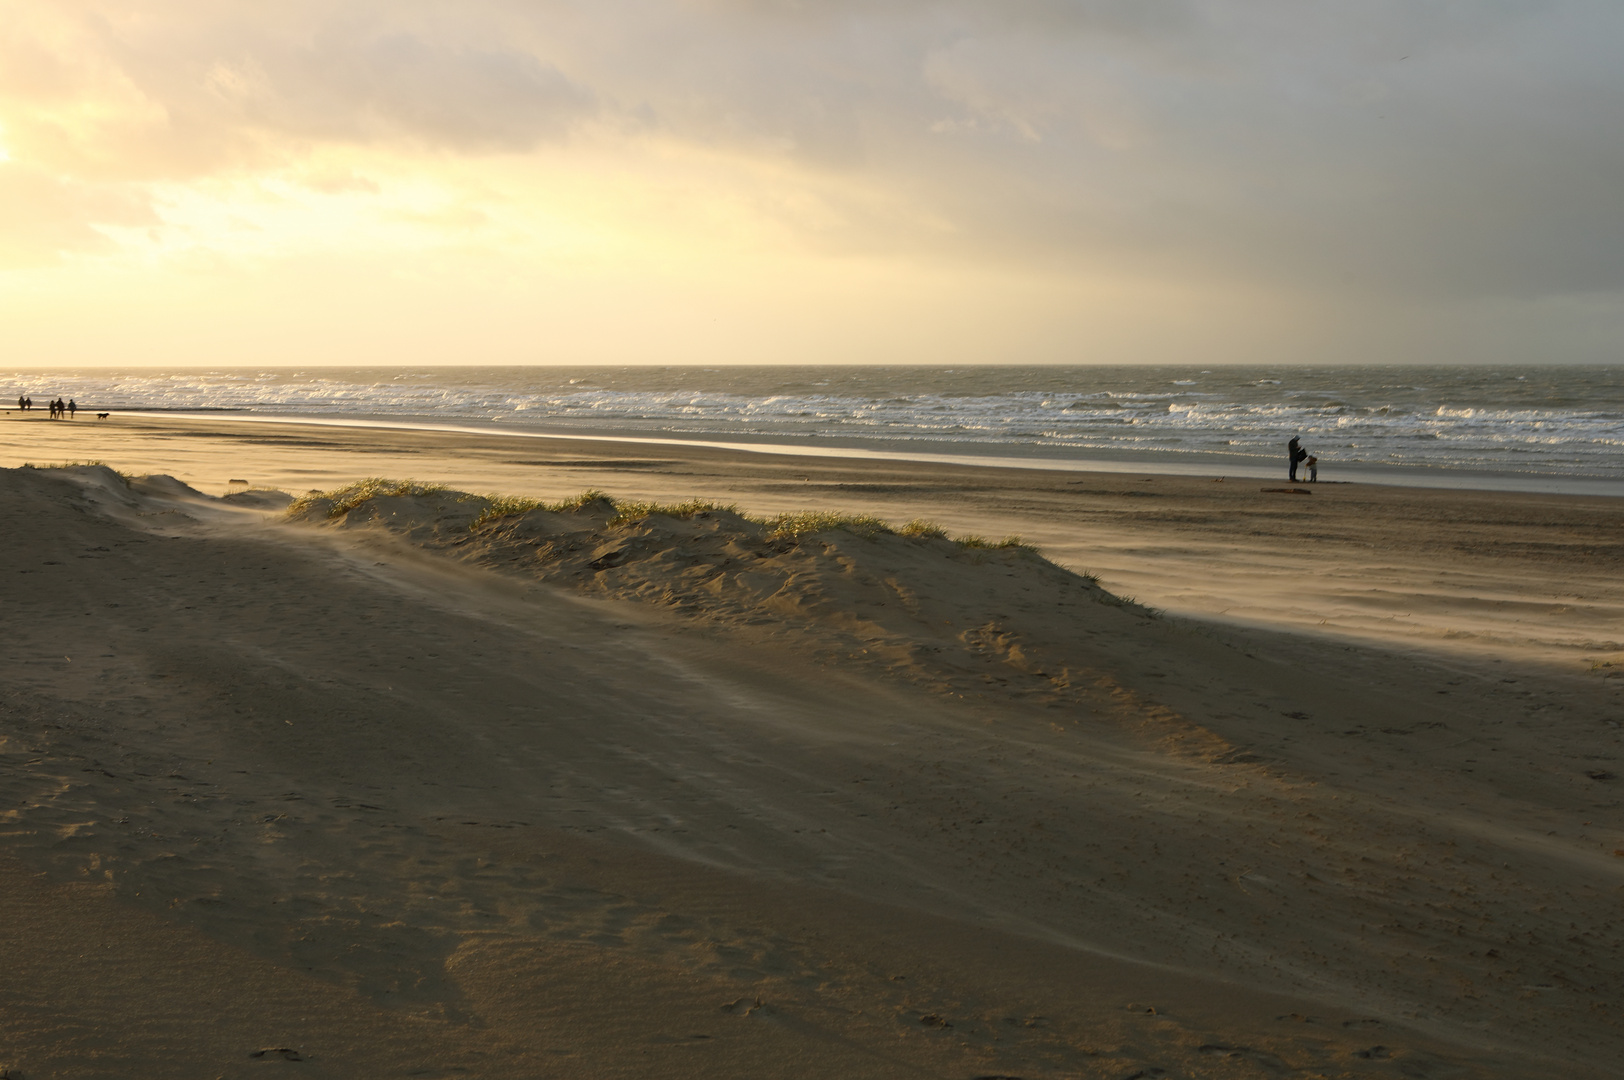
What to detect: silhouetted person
<box><xmin>67</xmin><ymin>399</ymin><xmax>77</xmax><ymax>419</ymax></box>
<box><xmin>1287</xmin><ymin>436</ymin><xmax>1308</xmax><ymax>482</ymax></box>
<box><xmin>23</xmin><ymin>396</ymin><xmax>31</xmax><ymax>411</ymax></box>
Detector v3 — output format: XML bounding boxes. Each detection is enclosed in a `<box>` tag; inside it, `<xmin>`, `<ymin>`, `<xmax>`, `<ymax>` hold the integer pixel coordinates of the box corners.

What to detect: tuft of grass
<box><xmin>286</xmin><ymin>477</ymin><xmax>447</xmax><ymax>518</ymax></box>
<box><xmin>762</xmin><ymin>510</ymin><xmax>894</xmax><ymax>541</ymax></box>
<box><xmin>471</xmin><ymin>494</ymin><xmax>546</xmax><ymax>529</ymax></box>
<box><xmin>610</xmin><ymin>498</ymin><xmax>737</xmax><ymax>526</ymax></box>
<box><xmin>550</xmin><ymin>489</ymin><xmax>612</xmax><ymax>510</ymax></box>
<box><xmin>898</xmin><ymin>518</ymin><xmax>948</xmax><ymax>539</ymax></box>
<box><xmin>471</xmin><ymin>489</ymin><xmax>630</xmax><ymax>529</ymax></box>
<box><xmin>955</xmin><ymin>534</ymin><xmax>1035</xmax><ymax>551</ymax></box>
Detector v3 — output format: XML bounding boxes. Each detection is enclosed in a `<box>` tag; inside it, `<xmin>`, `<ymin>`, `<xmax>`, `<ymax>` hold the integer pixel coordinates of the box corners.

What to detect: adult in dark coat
<box><xmin>1287</xmin><ymin>436</ymin><xmax>1308</xmax><ymax>482</ymax></box>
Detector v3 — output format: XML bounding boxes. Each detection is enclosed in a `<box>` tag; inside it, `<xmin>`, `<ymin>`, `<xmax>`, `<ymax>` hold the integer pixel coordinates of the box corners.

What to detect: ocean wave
<box><xmin>4</xmin><ymin>364</ymin><xmax>1621</xmax><ymax>481</ymax></box>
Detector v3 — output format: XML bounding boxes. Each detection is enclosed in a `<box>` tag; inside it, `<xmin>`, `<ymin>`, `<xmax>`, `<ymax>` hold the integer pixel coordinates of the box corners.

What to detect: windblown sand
<box><xmin>1</xmin><ymin>414</ymin><xmax>1621</xmax><ymax>1079</ymax></box>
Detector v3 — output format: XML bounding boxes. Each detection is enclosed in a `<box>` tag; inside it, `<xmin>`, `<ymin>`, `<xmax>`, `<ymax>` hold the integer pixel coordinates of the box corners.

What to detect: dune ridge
<box><xmin>286</xmin><ymin>480</ymin><xmax>1230</xmax><ymax>753</ymax></box>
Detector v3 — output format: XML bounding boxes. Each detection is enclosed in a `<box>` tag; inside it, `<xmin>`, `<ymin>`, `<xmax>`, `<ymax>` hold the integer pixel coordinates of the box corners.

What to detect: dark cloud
<box><xmin>697</xmin><ymin>0</ymin><xmax>1624</xmax><ymax>298</ymax></box>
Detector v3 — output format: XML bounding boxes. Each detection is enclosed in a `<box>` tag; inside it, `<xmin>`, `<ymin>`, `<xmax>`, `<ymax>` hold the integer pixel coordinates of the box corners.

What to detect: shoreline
<box><xmin>14</xmin><ymin>407</ymin><xmax>1623</xmax><ymax>497</ymax></box>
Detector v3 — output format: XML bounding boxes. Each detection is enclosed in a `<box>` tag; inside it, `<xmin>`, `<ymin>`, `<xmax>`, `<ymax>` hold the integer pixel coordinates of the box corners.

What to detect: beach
<box><xmin>1</xmin><ymin>412</ymin><xmax>1621</xmax><ymax>1078</ymax></box>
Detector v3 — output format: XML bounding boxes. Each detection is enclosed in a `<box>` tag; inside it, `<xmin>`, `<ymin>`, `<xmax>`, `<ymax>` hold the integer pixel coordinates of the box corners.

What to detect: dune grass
<box><xmin>470</xmin><ymin>494</ymin><xmax>547</xmax><ymax>528</ymax></box>
<box><xmin>761</xmin><ymin>510</ymin><xmax>894</xmax><ymax>540</ymax></box>
<box><xmin>898</xmin><ymin>518</ymin><xmax>948</xmax><ymax>539</ymax></box>
<box><xmin>470</xmin><ymin>489</ymin><xmax>625</xmax><ymax>528</ymax></box>
<box><xmin>287</xmin><ymin>478</ymin><xmax>449</xmax><ymax>518</ymax></box>
<box><xmin>610</xmin><ymin>498</ymin><xmax>737</xmax><ymax>526</ymax></box>
<box><xmin>954</xmin><ymin>534</ymin><xmax>1035</xmax><ymax>551</ymax></box>
<box><xmin>475</xmin><ymin>494</ymin><xmax>737</xmax><ymax>530</ymax></box>
<box><xmin>293</xmin><ymin>478</ymin><xmax>1043</xmax><ymax>553</ymax></box>
<box><xmin>549</xmin><ymin>489</ymin><xmax>611</xmax><ymax>511</ymax></box>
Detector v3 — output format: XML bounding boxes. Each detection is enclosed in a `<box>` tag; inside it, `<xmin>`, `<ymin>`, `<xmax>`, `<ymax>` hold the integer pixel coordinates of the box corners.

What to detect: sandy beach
<box><xmin>1</xmin><ymin>412</ymin><xmax>1621</xmax><ymax>1078</ymax></box>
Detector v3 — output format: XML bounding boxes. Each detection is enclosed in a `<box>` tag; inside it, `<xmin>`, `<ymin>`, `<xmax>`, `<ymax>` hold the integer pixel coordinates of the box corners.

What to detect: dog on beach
<box><xmin>96</xmin><ymin>412</ymin><xmax>110</xmax><ymax>419</ymax></box>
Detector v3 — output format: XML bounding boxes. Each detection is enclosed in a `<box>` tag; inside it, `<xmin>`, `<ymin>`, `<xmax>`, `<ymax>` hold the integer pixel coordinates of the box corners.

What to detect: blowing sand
<box><xmin>1</xmin><ymin>413</ymin><xmax>1621</xmax><ymax>1079</ymax></box>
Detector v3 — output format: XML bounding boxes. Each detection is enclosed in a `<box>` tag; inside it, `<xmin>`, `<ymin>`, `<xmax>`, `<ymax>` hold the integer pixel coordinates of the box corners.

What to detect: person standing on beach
<box><xmin>67</xmin><ymin>399</ymin><xmax>77</xmax><ymax>419</ymax></box>
<box><xmin>1287</xmin><ymin>436</ymin><xmax>1308</xmax><ymax>482</ymax></box>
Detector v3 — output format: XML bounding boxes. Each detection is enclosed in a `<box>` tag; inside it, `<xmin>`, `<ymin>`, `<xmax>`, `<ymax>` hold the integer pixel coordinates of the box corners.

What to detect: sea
<box><xmin>6</xmin><ymin>365</ymin><xmax>1623</xmax><ymax>496</ymax></box>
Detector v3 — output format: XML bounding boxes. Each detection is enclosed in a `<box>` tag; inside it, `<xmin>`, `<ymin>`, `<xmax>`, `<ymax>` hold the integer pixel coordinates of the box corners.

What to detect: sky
<box><xmin>1</xmin><ymin>0</ymin><xmax>1621</xmax><ymax>367</ymax></box>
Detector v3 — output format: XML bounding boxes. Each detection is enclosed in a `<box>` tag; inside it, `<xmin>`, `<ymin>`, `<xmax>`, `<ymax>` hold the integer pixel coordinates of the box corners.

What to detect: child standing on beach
<box><xmin>1306</xmin><ymin>455</ymin><xmax>1318</xmax><ymax>483</ymax></box>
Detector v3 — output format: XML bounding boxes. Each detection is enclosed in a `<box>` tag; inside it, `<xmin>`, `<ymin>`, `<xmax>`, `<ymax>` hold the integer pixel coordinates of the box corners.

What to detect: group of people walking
<box><xmin>15</xmin><ymin>395</ymin><xmax>76</xmax><ymax>418</ymax></box>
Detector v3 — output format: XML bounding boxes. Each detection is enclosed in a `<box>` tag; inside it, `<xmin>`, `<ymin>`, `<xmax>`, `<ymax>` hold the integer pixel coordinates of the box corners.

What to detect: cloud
<box><xmin>0</xmin><ymin>162</ymin><xmax>156</xmax><ymax>265</ymax></box>
<box><xmin>531</xmin><ymin>0</ymin><xmax>1624</xmax><ymax>298</ymax></box>
<box><xmin>1</xmin><ymin>0</ymin><xmax>1622</xmax><ymax>354</ymax></box>
<box><xmin>296</xmin><ymin>169</ymin><xmax>381</xmax><ymax>196</ymax></box>
<box><xmin>189</xmin><ymin>29</ymin><xmax>597</xmax><ymax>151</ymax></box>
<box><xmin>0</xmin><ymin>2</ymin><xmax>597</xmax><ymax>177</ymax></box>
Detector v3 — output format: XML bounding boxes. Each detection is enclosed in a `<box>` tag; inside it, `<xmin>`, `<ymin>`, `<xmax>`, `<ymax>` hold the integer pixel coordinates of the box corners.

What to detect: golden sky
<box><xmin>2</xmin><ymin>1</ymin><xmax>1621</xmax><ymax>366</ymax></box>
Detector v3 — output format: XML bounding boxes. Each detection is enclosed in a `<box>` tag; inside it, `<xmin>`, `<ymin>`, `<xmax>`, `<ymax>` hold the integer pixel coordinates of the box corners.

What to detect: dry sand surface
<box><xmin>1</xmin><ymin>413</ymin><xmax>1622</xmax><ymax>1079</ymax></box>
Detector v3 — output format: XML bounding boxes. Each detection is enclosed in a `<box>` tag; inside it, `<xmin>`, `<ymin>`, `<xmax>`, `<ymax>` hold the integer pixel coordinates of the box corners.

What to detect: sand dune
<box><xmin>1</xmin><ymin>450</ymin><xmax>1621</xmax><ymax>1077</ymax></box>
<box><xmin>292</xmin><ymin>483</ymin><xmax>1160</xmax><ymax>712</ymax></box>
